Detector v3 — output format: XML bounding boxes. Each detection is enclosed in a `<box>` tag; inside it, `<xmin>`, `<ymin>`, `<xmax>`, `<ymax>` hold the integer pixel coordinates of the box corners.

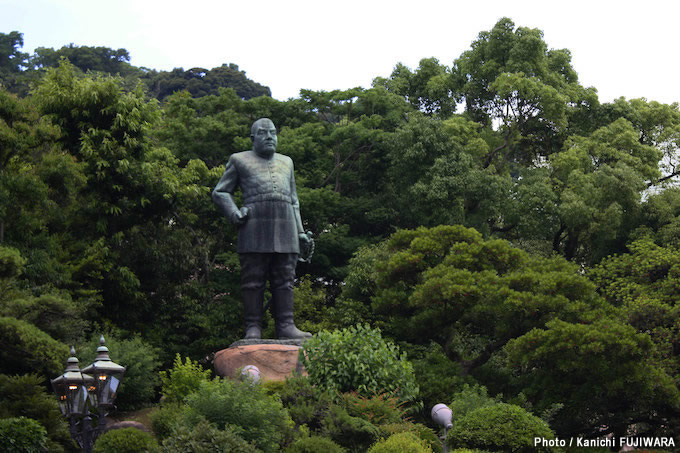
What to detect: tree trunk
<box><xmin>564</xmin><ymin>231</ymin><xmax>579</xmax><ymax>261</ymax></box>
<box><xmin>334</xmin><ymin>151</ymin><xmax>341</xmax><ymax>193</ymax></box>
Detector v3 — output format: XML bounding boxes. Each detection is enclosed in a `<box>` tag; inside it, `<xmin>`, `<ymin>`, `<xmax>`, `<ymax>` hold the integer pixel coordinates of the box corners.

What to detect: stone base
<box><xmin>213</xmin><ymin>341</ymin><xmax>307</xmax><ymax>381</ymax></box>
<box><xmin>229</xmin><ymin>338</ymin><xmax>307</xmax><ymax>348</ymax></box>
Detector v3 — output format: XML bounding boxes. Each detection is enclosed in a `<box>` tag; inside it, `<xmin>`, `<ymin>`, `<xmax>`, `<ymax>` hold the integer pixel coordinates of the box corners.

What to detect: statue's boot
<box><xmin>273</xmin><ymin>289</ymin><xmax>312</xmax><ymax>339</ymax></box>
<box><xmin>242</xmin><ymin>289</ymin><xmax>264</xmax><ymax>339</ymax></box>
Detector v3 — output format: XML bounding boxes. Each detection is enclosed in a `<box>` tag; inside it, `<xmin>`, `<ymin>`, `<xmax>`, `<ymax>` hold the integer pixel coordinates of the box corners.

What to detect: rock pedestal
<box><xmin>213</xmin><ymin>340</ymin><xmax>307</xmax><ymax>381</ymax></box>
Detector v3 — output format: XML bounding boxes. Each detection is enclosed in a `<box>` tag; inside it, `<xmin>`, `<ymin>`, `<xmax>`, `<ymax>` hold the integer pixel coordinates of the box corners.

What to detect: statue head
<box><xmin>251</xmin><ymin>118</ymin><xmax>277</xmax><ymax>157</ymax></box>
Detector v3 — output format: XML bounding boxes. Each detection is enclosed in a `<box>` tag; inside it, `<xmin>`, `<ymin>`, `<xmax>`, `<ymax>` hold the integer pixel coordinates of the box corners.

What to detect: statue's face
<box><xmin>251</xmin><ymin>119</ymin><xmax>277</xmax><ymax>157</ymax></box>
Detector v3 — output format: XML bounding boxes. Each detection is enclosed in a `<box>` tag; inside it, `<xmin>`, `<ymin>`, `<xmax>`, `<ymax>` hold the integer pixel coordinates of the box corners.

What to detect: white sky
<box><xmin>2</xmin><ymin>0</ymin><xmax>679</xmax><ymax>104</ymax></box>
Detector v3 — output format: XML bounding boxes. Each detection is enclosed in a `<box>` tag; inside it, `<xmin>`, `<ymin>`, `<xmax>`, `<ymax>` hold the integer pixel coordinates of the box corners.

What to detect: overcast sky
<box><xmin>2</xmin><ymin>0</ymin><xmax>678</xmax><ymax>105</ymax></box>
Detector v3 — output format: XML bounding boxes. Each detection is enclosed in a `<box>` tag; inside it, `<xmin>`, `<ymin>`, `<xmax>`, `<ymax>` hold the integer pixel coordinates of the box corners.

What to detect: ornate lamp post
<box><xmin>81</xmin><ymin>336</ymin><xmax>126</xmax><ymax>432</ymax></box>
<box><xmin>51</xmin><ymin>337</ymin><xmax>125</xmax><ymax>453</ymax></box>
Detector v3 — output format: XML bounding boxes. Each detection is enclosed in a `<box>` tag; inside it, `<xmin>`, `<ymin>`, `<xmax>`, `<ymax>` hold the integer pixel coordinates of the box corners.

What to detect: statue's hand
<box><xmin>231</xmin><ymin>207</ymin><xmax>249</xmax><ymax>226</ymax></box>
<box><xmin>298</xmin><ymin>231</ymin><xmax>315</xmax><ymax>263</ymax></box>
<box><xmin>298</xmin><ymin>232</ymin><xmax>311</xmax><ymax>246</ymax></box>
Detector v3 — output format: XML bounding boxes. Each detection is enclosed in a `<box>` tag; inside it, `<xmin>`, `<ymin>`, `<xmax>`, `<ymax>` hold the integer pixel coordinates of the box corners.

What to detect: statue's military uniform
<box><xmin>213</xmin><ymin>150</ymin><xmax>303</xmax><ymax>253</ymax></box>
<box><xmin>212</xmin><ymin>149</ymin><xmax>309</xmax><ymax>339</ymax></box>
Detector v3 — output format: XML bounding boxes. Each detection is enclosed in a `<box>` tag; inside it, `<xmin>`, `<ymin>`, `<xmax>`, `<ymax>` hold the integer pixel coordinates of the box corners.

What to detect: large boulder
<box><xmin>213</xmin><ymin>342</ymin><xmax>306</xmax><ymax>381</ymax></box>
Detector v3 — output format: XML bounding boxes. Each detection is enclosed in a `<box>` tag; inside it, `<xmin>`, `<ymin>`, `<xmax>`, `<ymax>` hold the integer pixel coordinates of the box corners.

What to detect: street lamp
<box><xmin>432</xmin><ymin>403</ymin><xmax>453</xmax><ymax>453</ymax></box>
<box><xmin>51</xmin><ymin>347</ymin><xmax>94</xmax><ymax>418</ymax></box>
<box><xmin>81</xmin><ymin>335</ymin><xmax>126</xmax><ymax>430</ymax></box>
<box><xmin>240</xmin><ymin>365</ymin><xmax>261</xmax><ymax>384</ymax></box>
<box><xmin>52</xmin><ymin>336</ymin><xmax>125</xmax><ymax>453</ymax></box>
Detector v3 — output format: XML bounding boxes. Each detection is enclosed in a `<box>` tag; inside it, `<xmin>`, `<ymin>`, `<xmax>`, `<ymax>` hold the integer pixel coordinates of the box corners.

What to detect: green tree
<box><xmin>590</xmin><ymin>236</ymin><xmax>680</xmax><ymax>388</ymax></box>
<box><xmin>385</xmin><ymin>114</ymin><xmax>509</xmax><ymax>233</ymax></box>
<box><xmin>599</xmin><ymin>97</ymin><xmax>680</xmax><ymax>187</ymax></box>
<box><xmin>376</xmin><ymin>57</ymin><xmax>456</xmax><ymax>117</ymax></box>
<box><xmin>506</xmin><ymin>318</ymin><xmax>680</xmax><ymax>439</ymax></box>
<box><xmin>352</xmin><ymin>225</ymin><xmax>607</xmax><ymax>375</ymax></box>
<box><xmin>0</xmin><ymin>31</ymin><xmax>28</xmax><ymax>74</ymax></box>
<box><xmin>29</xmin><ymin>44</ymin><xmax>140</xmax><ymax>77</ymax></box>
<box><xmin>0</xmin><ymin>374</ymin><xmax>74</xmax><ymax>452</ymax></box>
<box><xmin>0</xmin><ymin>32</ymin><xmax>32</xmax><ymax>94</ymax></box>
<box><xmin>549</xmin><ymin>118</ymin><xmax>661</xmax><ymax>261</ymax></box>
<box><xmin>142</xmin><ymin>63</ymin><xmax>271</xmax><ymax>101</ymax></box>
<box><xmin>452</xmin><ymin>17</ymin><xmax>595</xmax><ymax>168</ymax></box>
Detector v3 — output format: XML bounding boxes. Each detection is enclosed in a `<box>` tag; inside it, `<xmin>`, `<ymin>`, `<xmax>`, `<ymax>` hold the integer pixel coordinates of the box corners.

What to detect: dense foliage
<box><xmin>0</xmin><ymin>416</ymin><xmax>48</xmax><ymax>453</ymax></box>
<box><xmin>301</xmin><ymin>324</ymin><xmax>419</xmax><ymax>405</ymax></box>
<box><xmin>92</xmin><ymin>427</ymin><xmax>159</xmax><ymax>453</ymax></box>
<box><xmin>1</xmin><ymin>16</ymin><xmax>680</xmax><ymax>447</ymax></box>
<box><xmin>181</xmin><ymin>379</ymin><xmax>294</xmax><ymax>452</ymax></box>
<box><xmin>447</xmin><ymin>403</ymin><xmax>554</xmax><ymax>452</ymax></box>
<box><xmin>159</xmin><ymin>354</ymin><xmax>212</xmax><ymax>404</ymax></box>
<box><xmin>0</xmin><ymin>374</ymin><xmax>73</xmax><ymax>452</ymax></box>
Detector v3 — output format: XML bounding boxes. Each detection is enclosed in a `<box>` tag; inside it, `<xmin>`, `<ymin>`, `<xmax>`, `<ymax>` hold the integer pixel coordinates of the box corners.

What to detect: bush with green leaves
<box><xmin>159</xmin><ymin>353</ymin><xmax>212</xmax><ymax>403</ymax></box>
<box><xmin>368</xmin><ymin>431</ymin><xmax>434</xmax><ymax>453</ymax></box>
<box><xmin>160</xmin><ymin>419</ymin><xmax>258</xmax><ymax>453</ymax></box>
<box><xmin>0</xmin><ymin>316</ymin><xmax>67</xmax><ymax>377</ymax></box>
<box><xmin>407</xmin><ymin>342</ymin><xmax>471</xmax><ymax>417</ymax></box>
<box><xmin>78</xmin><ymin>332</ymin><xmax>161</xmax><ymax>411</ymax></box>
<box><xmin>0</xmin><ymin>417</ymin><xmax>47</xmax><ymax>453</ymax></box>
<box><xmin>150</xmin><ymin>404</ymin><xmax>183</xmax><ymax>441</ymax></box>
<box><xmin>284</xmin><ymin>434</ymin><xmax>347</xmax><ymax>453</ymax></box>
<box><xmin>376</xmin><ymin>423</ymin><xmax>440</xmax><ymax>453</ymax></box>
<box><xmin>0</xmin><ymin>294</ymin><xmax>89</xmax><ymax>344</ymax></box>
<box><xmin>341</xmin><ymin>391</ymin><xmax>406</xmax><ymax>426</ymax></box>
<box><xmin>0</xmin><ymin>374</ymin><xmax>73</xmax><ymax>452</ymax></box>
<box><xmin>301</xmin><ymin>324</ymin><xmax>419</xmax><ymax>405</ymax></box>
<box><xmin>0</xmin><ymin>245</ymin><xmax>26</xmax><ymax>281</ymax></box>
<box><xmin>182</xmin><ymin>378</ymin><xmax>294</xmax><ymax>453</ymax></box>
<box><xmin>273</xmin><ymin>375</ymin><xmax>334</xmax><ymax>431</ymax></box>
<box><xmin>448</xmin><ymin>384</ymin><xmax>499</xmax><ymax>423</ymax></box>
<box><xmin>447</xmin><ymin>403</ymin><xmax>555</xmax><ymax>452</ymax></box>
<box><xmin>320</xmin><ymin>403</ymin><xmax>381</xmax><ymax>452</ymax></box>
<box><xmin>92</xmin><ymin>427</ymin><xmax>158</xmax><ymax>453</ymax></box>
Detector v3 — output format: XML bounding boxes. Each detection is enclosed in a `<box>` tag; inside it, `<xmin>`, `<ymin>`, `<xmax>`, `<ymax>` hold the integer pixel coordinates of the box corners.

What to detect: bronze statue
<box><xmin>212</xmin><ymin>118</ymin><xmax>312</xmax><ymax>340</ymax></box>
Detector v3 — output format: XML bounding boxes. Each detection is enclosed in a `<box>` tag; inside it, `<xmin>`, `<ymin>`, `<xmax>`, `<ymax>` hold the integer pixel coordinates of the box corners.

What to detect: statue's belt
<box><xmin>243</xmin><ymin>193</ymin><xmax>295</xmax><ymax>204</ymax></box>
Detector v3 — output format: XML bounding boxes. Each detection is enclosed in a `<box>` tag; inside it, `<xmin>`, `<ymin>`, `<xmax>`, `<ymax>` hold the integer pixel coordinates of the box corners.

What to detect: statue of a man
<box><xmin>212</xmin><ymin>118</ymin><xmax>312</xmax><ymax>340</ymax></box>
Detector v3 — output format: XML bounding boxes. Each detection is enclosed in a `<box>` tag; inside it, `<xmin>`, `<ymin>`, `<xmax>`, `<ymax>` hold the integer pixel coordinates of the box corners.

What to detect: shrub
<box><xmin>448</xmin><ymin>384</ymin><xmax>498</xmax><ymax>423</ymax></box>
<box><xmin>341</xmin><ymin>391</ymin><xmax>406</xmax><ymax>426</ymax></box>
<box><xmin>159</xmin><ymin>353</ymin><xmax>212</xmax><ymax>403</ymax></box>
<box><xmin>0</xmin><ymin>417</ymin><xmax>47</xmax><ymax>453</ymax></box>
<box><xmin>368</xmin><ymin>431</ymin><xmax>434</xmax><ymax>453</ymax></box>
<box><xmin>78</xmin><ymin>332</ymin><xmax>161</xmax><ymax>411</ymax></box>
<box><xmin>183</xmin><ymin>378</ymin><xmax>294</xmax><ymax>453</ymax></box>
<box><xmin>160</xmin><ymin>419</ymin><xmax>258</xmax><ymax>453</ymax></box>
<box><xmin>273</xmin><ymin>375</ymin><xmax>334</xmax><ymax>431</ymax></box>
<box><xmin>320</xmin><ymin>404</ymin><xmax>380</xmax><ymax>451</ymax></box>
<box><xmin>378</xmin><ymin>423</ymin><xmax>441</xmax><ymax>453</ymax></box>
<box><xmin>301</xmin><ymin>324</ymin><xmax>419</xmax><ymax>405</ymax></box>
<box><xmin>0</xmin><ymin>316</ymin><xmax>67</xmax><ymax>377</ymax></box>
<box><xmin>92</xmin><ymin>427</ymin><xmax>158</xmax><ymax>453</ymax></box>
<box><xmin>1</xmin><ymin>294</ymin><xmax>88</xmax><ymax>344</ymax></box>
<box><xmin>150</xmin><ymin>404</ymin><xmax>183</xmax><ymax>441</ymax></box>
<box><xmin>0</xmin><ymin>245</ymin><xmax>26</xmax><ymax>281</ymax></box>
<box><xmin>284</xmin><ymin>434</ymin><xmax>347</xmax><ymax>453</ymax></box>
<box><xmin>407</xmin><ymin>342</ymin><xmax>470</xmax><ymax>415</ymax></box>
<box><xmin>0</xmin><ymin>374</ymin><xmax>73</xmax><ymax>452</ymax></box>
<box><xmin>448</xmin><ymin>403</ymin><xmax>555</xmax><ymax>452</ymax></box>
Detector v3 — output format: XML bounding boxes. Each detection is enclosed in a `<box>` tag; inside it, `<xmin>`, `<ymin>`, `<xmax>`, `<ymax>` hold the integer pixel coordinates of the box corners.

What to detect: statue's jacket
<box><xmin>212</xmin><ymin>150</ymin><xmax>302</xmax><ymax>254</ymax></box>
